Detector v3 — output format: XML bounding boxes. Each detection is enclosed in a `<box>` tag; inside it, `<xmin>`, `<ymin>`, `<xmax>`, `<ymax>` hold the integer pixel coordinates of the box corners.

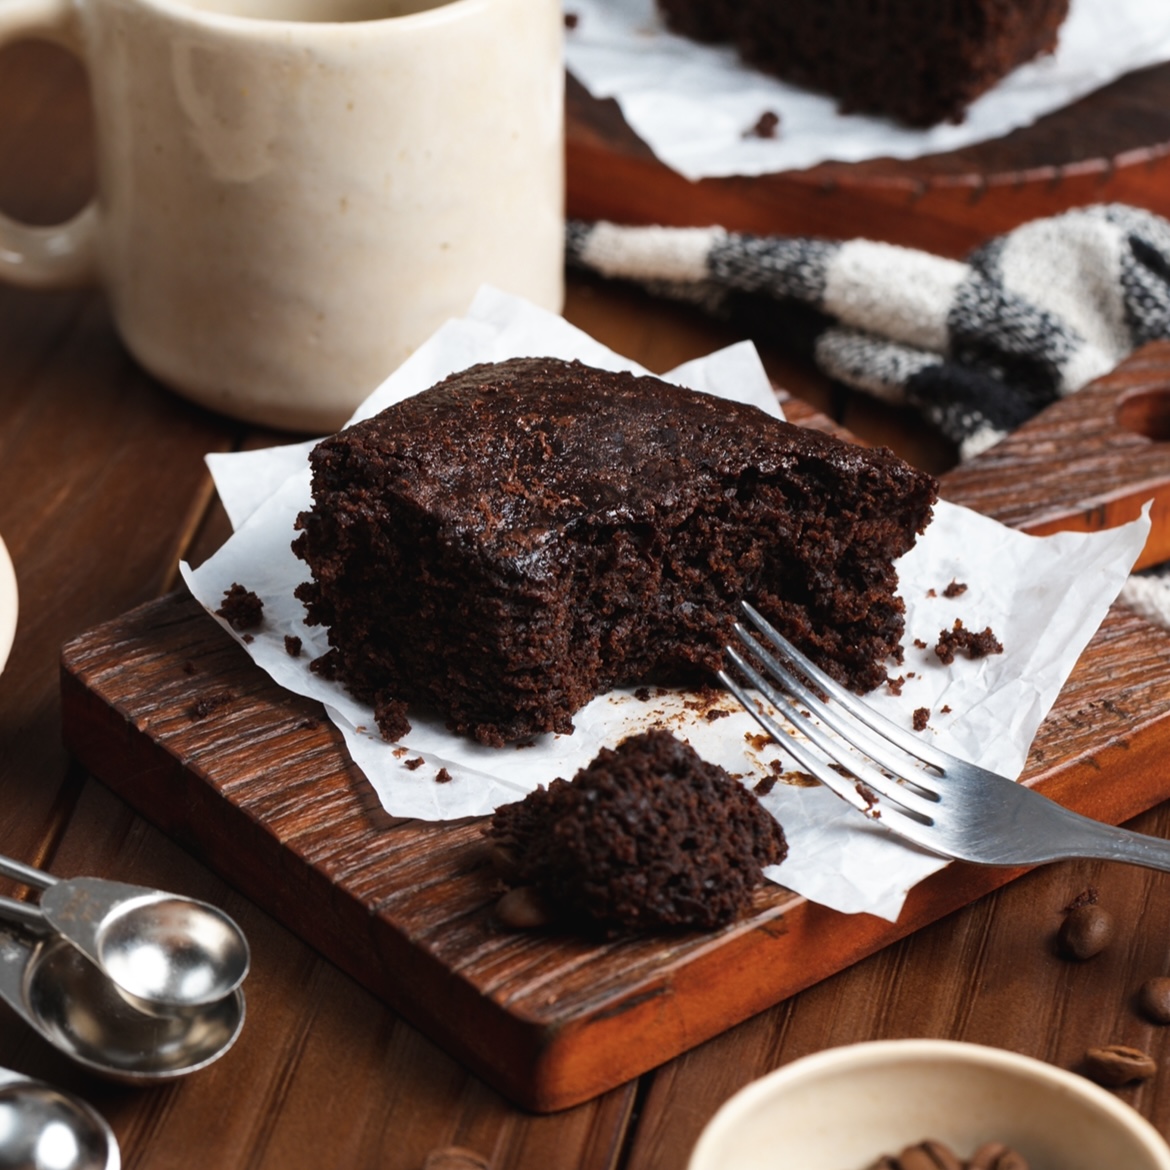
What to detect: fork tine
<box><xmin>739</xmin><ymin>601</ymin><xmax>954</xmax><ymax>775</ymax></box>
<box><xmin>722</xmin><ymin>645</ymin><xmax>939</xmax><ymax>823</ymax></box>
<box><xmin>717</xmin><ymin>662</ymin><xmax>939</xmax><ymax>846</ymax></box>
<box><xmin>716</xmin><ymin>663</ymin><xmax>872</xmax><ymax>814</ymax></box>
<box><xmin>730</xmin><ymin>624</ymin><xmax>941</xmax><ymax>809</ymax></box>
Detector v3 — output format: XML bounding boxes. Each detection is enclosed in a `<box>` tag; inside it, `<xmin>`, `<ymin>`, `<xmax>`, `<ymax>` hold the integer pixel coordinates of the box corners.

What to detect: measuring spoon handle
<box><xmin>0</xmin><ymin>852</ymin><xmax>56</xmax><ymax>890</ymax></box>
<box><xmin>0</xmin><ymin>893</ymin><xmax>48</xmax><ymax>932</ymax></box>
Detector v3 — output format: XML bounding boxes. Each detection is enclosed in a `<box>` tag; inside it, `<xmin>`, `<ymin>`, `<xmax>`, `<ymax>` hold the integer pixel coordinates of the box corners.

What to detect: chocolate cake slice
<box><xmin>292</xmin><ymin>356</ymin><xmax>937</xmax><ymax>745</ymax></box>
<box><xmin>656</xmin><ymin>0</ymin><xmax>1070</xmax><ymax>127</ymax></box>
<box><xmin>488</xmin><ymin>729</ymin><xmax>787</xmax><ymax>932</ymax></box>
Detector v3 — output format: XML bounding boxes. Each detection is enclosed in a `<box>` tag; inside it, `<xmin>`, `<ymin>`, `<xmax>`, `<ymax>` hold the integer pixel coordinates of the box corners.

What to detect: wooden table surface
<box><xmin>4</xmin><ymin>39</ymin><xmax>1170</xmax><ymax>1170</ymax></box>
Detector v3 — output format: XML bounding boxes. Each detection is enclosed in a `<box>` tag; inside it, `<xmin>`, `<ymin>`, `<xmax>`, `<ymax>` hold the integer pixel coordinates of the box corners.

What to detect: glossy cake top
<box><xmin>309</xmin><ymin>356</ymin><xmax>931</xmax><ymax>557</ymax></box>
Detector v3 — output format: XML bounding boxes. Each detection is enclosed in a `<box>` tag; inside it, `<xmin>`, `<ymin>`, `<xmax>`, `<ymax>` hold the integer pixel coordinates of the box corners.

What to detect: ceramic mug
<box><xmin>0</xmin><ymin>0</ymin><xmax>565</xmax><ymax>432</ymax></box>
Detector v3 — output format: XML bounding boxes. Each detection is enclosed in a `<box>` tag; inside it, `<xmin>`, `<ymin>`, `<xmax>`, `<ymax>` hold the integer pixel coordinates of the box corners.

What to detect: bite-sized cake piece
<box><xmin>292</xmin><ymin>356</ymin><xmax>937</xmax><ymax>745</ymax></box>
<box><xmin>656</xmin><ymin>0</ymin><xmax>1070</xmax><ymax>127</ymax></box>
<box><xmin>488</xmin><ymin>729</ymin><xmax>787</xmax><ymax>932</ymax></box>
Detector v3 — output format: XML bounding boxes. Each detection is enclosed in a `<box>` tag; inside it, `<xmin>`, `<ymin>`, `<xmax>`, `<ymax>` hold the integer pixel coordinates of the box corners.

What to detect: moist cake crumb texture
<box><xmin>488</xmin><ymin>728</ymin><xmax>787</xmax><ymax>932</ymax></box>
<box><xmin>292</xmin><ymin>356</ymin><xmax>937</xmax><ymax>745</ymax></box>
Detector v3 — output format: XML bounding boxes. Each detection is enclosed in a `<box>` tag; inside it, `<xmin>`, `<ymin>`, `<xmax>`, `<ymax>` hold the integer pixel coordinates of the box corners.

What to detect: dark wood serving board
<box><xmin>566</xmin><ymin>61</ymin><xmax>1170</xmax><ymax>255</ymax></box>
<box><xmin>60</xmin><ymin>344</ymin><xmax>1170</xmax><ymax>1113</ymax></box>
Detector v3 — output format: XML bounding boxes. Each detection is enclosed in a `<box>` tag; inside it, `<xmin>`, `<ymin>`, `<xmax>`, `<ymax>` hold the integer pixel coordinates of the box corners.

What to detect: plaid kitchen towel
<box><xmin>567</xmin><ymin>203</ymin><xmax>1170</xmax><ymax>461</ymax></box>
<box><xmin>567</xmin><ymin>202</ymin><xmax>1170</xmax><ymax>627</ymax></box>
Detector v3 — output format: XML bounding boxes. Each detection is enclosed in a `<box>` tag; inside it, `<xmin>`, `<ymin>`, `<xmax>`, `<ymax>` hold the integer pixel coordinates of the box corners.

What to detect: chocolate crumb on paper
<box><xmin>403</xmin><ymin>757</ymin><xmax>425</xmax><ymax>771</ymax></box>
<box><xmin>942</xmin><ymin>579</ymin><xmax>968</xmax><ymax>598</ymax></box>
<box><xmin>743</xmin><ymin>110</ymin><xmax>781</xmax><ymax>139</ymax></box>
<box><xmin>935</xmin><ymin>619</ymin><xmax>1003</xmax><ymax>664</ymax></box>
<box><xmin>216</xmin><ymin>582</ymin><xmax>264</xmax><ymax>630</ymax></box>
<box><xmin>284</xmin><ymin>634</ymin><xmax>302</xmax><ymax>657</ymax></box>
<box><xmin>435</xmin><ymin>767</ymin><xmax>453</xmax><ymax>784</ymax></box>
<box><xmin>912</xmin><ymin>706</ymin><xmax>930</xmax><ymax>731</ymax></box>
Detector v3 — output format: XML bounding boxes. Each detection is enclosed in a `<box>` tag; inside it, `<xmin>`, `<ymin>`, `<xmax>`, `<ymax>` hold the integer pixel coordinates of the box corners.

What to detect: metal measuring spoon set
<box><xmin>0</xmin><ymin>851</ymin><xmax>251</xmax><ymax>1166</ymax></box>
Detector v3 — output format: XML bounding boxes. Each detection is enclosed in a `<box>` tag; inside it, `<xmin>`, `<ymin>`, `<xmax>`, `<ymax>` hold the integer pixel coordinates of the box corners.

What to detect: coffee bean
<box><xmin>1083</xmin><ymin>1043</ymin><xmax>1157</xmax><ymax>1087</ymax></box>
<box><xmin>968</xmin><ymin>1140</ymin><xmax>1030</xmax><ymax>1169</ymax></box>
<box><xmin>1139</xmin><ymin>976</ymin><xmax>1170</xmax><ymax>1024</ymax></box>
<box><xmin>495</xmin><ymin>885</ymin><xmax>554</xmax><ymax>928</ymax></box>
<box><xmin>894</xmin><ymin>1140</ymin><xmax>963</xmax><ymax>1170</ymax></box>
<box><xmin>1057</xmin><ymin>903</ymin><xmax>1114</xmax><ymax>960</ymax></box>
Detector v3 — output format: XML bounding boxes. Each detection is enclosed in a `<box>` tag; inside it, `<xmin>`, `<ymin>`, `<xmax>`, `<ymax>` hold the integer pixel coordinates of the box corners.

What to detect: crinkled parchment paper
<box><xmin>181</xmin><ymin>286</ymin><xmax>1150</xmax><ymax>921</ymax></box>
<box><xmin>564</xmin><ymin>0</ymin><xmax>1170</xmax><ymax>180</ymax></box>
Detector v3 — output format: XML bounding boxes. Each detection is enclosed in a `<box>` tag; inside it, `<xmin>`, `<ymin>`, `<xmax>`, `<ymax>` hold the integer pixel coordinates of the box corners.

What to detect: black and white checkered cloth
<box><xmin>567</xmin><ymin>202</ymin><xmax>1170</xmax><ymax>627</ymax></box>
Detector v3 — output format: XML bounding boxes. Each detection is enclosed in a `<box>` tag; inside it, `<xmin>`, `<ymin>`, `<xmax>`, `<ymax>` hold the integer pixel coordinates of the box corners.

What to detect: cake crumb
<box><xmin>943</xmin><ymin>579</ymin><xmax>968</xmax><ymax>598</ymax></box>
<box><xmin>189</xmin><ymin>692</ymin><xmax>234</xmax><ymax>720</ymax></box>
<box><xmin>404</xmin><ymin>757</ymin><xmax>425</xmax><ymax>771</ymax></box>
<box><xmin>705</xmin><ymin>707</ymin><xmax>730</xmax><ymax>721</ymax></box>
<box><xmin>564</xmin><ymin>10</ymin><xmax>578</xmax><ymax>28</ymax></box>
<box><xmin>912</xmin><ymin>706</ymin><xmax>930</xmax><ymax>731</ymax></box>
<box><xmin>374</xmin><ymin>696</ymin><xmax>411</xmax><ymax>742</ymax></box>
<box><xmin>913</xmin><ymin>638</ymin><xmax>927</xmax><ymax>649</ymax></box>
<box><xmin>284</xmin><ymin>635</ymin><xmax>303</xmax><ymax>657</ymax></box>
<box><xmin>634</xmin><ymin>687</ymin><xmax>652</xmax><ymax>701</ymax></box>
<box><xmin>1064</xmin><ymin>887</ymin><xmax>1099</xmax><ymax>912</ymax></box>
<box><xmin>216</xmin><ymin>583</ymin><xmax>264</xmax><ymax>630</ymax></box>
<box><xmin>935</xmin><ymin>619</ymin><xmax>1003</xmax><ymax>664</ymax></box>
<box><xmin>489</xmin><ymin>729</ymin><xmax>786</xmax><ymax>933</ymax></box>
<box><xmin>886</xmin><ymin>674</ymin><xmax>905</xmax><ymax>696</ymax></box>
<box><xmin>940</xmin><ymin>704</ymin><xmax>952</xmax><ymax>714</ymax></box>
<box><xmin>754</xmin><ymin>774</ymin><xmax>777</xmax><ymax>796</ymax></box>
<box><xmin>435</xmin><ymin>767</ymin><xmax>453</xmax><ymax>784</ymax></box>
<box><xmin>743</xmin><ymin>109</ymin><xmax>781</xmax><ymax>139</ymax></box>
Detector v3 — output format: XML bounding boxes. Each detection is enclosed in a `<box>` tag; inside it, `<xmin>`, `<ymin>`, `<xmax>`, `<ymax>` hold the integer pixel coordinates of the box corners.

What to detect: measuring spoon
<box><xmin>0</xmin><ymin>1065</ymin><xmax>120</xmax><ymax>1170</ymax></box>
<box><xmin>0</xmin><ymin>853</ymin><xmax>249</xmax><ymax>1014</ymax></box>
<box><xmin>0</xmin><ymin>927</ymin><xmax>244</xmax><ymax>1083</ymax></box>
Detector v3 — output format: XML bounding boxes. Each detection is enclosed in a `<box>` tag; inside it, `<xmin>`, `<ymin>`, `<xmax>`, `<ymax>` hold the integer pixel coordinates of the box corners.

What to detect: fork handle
<box><xmin>1042</xmin><ymin>807</ymin><xmax>1170</xmax><ymax>873</ymax></box>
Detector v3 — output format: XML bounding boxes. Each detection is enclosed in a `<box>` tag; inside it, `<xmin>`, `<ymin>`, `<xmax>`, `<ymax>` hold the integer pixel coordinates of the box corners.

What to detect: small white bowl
<box><xmin>688</xmin><ymin>1039</ymin><xmax>1170</xmax><ymax>1170</ymax></box>
<box><xmin>0</xmin><ymin>533</ymin><xmax>16</xmax><ymax>674</ymax></box>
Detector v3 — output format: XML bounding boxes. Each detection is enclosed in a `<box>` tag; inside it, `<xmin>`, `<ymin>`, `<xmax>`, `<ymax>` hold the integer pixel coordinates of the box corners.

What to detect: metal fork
<box><xmin>719</xmin><ymin>601</ymin><xmax>1170</xmax><ymax>872</ymax></box>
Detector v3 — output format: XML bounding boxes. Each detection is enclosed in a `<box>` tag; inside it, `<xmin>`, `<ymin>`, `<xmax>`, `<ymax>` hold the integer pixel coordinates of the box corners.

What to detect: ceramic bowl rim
<box><xmin>687</xmin><ymin>1038</ymin><xmax>1170</xmax><ymax>1170</ymax></box>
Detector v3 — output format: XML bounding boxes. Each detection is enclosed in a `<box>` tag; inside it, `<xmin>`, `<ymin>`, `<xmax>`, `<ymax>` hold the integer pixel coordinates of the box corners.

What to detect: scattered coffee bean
<box><xmin>495</xmin><ymin>886</ymin><xmax>554</xmax><ymax>929</ymax></box>
<box><xmin>968</xmin><ymin>1140</ymin><xmax>1030</xmax><ymax>1169</ymax></box>
<box><xmin>1057</xmin><ymin>903</ymin><xmax>1114</xmax><ymax>960</ymax></box>
<box><xmin>866</xmin><ymin>1140</ymin><xmax>963</xmax><ymax>1170</ymax></box>
<box><xmin>1083</xmin><ymin>1043</ymin><xmax>1157</xmax><ymax>1087</ymax></box>
<box><xmin>1138</xmin><ymin>976</ymin><xmax>1170</xmax><ymax>1024</ymax></box>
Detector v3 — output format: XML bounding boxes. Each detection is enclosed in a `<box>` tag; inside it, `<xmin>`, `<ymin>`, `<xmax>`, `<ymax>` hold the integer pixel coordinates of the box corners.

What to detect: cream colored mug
<box><xmin>0</xmin><ymin>0</ymin><xmax>565</xmax><ymax>432</ymax></box>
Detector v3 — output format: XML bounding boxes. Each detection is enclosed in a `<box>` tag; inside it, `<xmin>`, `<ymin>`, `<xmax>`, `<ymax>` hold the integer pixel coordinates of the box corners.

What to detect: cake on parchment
<box><xmin>655</xmin><ymin>0</ymin><xmax>1070</xmax><ymax>127</ymax></box>
<box><xmin>292</xmin><ymin>356</ymin><xmax>937</xmax><ymax>746</ymax></box>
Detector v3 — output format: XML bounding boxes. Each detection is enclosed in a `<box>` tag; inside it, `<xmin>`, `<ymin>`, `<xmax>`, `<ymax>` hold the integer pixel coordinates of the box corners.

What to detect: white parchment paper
<box><xmin>564</xmin><ymin>0</ymin><xmax>1170</xmax><ymax>180</ymax></box>
<box><xmin>181</xmin><ymin>286</ymin><xmax>1150</xmax><ymax>922</ymax></box>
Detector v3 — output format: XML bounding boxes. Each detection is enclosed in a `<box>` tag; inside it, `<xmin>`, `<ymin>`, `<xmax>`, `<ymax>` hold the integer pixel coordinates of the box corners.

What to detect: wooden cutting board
<box><xmin>566</xmin><ymin>62</ymin><xmax>1170</xmax><ymax>255</ymax></box>
<box><xmin>59</xmin><ymin>343</ymin><xmax>1170</xmax><ymax>1113</ymax></box>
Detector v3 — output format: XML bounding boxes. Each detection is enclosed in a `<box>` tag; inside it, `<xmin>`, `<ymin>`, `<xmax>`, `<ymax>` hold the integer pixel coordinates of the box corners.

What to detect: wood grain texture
<box><xmin>566</xmin><ymin>64</ymin><xmax>1170</xmax><ymax>254</ymax></box>
<box><xmin>58</xmin><ymin>347</ymin><xmax>1170</xmax><ymax>1112</ymax></box>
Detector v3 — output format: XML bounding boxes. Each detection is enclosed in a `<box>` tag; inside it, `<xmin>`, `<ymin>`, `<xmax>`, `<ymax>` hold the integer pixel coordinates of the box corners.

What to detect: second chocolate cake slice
<box><xmin>293</xmin><ymin>356</ymin><xmax>937</xmax><ymax>745</ymax></box>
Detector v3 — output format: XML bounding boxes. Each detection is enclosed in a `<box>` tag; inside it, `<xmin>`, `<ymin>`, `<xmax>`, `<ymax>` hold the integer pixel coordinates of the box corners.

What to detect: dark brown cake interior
<box><xmin>656</xmin><ymin>0</ymin><xmax>1070</xmax><ymax>127</ymax></box>
<box><xmin>488</xmin><ymin>728</ymin><xmax>788</xmax><ymax>932</ymax></box>
<box><xmin>293</xmin><ymin>356</ymin><xmax>937</xmax><ymax>745</ymax></box>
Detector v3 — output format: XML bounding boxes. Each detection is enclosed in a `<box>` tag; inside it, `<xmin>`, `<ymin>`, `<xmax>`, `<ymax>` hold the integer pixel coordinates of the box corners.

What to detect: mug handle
<box><xmin>0</xmin><ymin>0</ymin><xmax>98</xmax><ymax>288</ymax></box>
